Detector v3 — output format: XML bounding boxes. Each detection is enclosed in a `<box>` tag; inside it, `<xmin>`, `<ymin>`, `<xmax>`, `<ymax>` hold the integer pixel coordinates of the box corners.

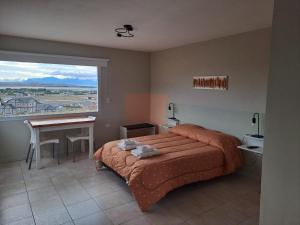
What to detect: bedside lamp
<box><xmin>168</xmin><ymin>103</ymin><xmax>176</xmax><ymax>119</ymax></box>
<box><xmin>167</xmin><ymin>103</ymin><xmax>179</xmax><ymax>126</ymax></box>
<box><xmin>251</xmin><ymin>113</ymin><xmax>264</xmax><ymax>139</ymax></box>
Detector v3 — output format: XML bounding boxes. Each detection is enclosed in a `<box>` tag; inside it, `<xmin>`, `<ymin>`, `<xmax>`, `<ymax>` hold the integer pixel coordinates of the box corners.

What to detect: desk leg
<box><xmin>34</xmin><ymin>128</ymin><xmax>41</xmax><ymax>169</ymax></box>
<box><xmin>88</xmin><ymin>125</ymin><xmax>94</xmax><ymax>159</ymax></box>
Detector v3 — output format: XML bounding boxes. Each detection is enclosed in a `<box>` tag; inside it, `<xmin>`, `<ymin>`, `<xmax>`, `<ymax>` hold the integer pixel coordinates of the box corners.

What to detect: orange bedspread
<box><xmin>94</xmin><ymin>125</ymin><xmax>242</xmax><ymax>211</ymax></box>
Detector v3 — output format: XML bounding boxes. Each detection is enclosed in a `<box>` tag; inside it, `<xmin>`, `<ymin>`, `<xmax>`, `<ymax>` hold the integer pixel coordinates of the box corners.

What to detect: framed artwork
<box><xmin>193</xmin><ymin>76</ymin><xmax>229</xmax><ymax>90</ymax></box>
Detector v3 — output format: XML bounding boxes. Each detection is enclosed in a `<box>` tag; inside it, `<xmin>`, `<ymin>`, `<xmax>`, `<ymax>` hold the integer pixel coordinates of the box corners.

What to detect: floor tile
<box><xmin>22</xmin><ymin>168</ymin><xmax>49</xmax><ymax>181</ymax></box>
<box><xmin>62</xmin><ymin>222</ymin><xmax>75</xmax><ymax>225</ymax></box>
<box><xmin>28</xmin><ymin>185</ymin><xmax>59</xmax><ymax>203</ymax></box>
<box><xmin>0</xmin><ymin>171</ymin><xmax>24</xmax><ymax>186</ymax></box>
<box><xmin>199</xmin><ymin>181</ymin><xmax>240</xmax><ymax>204</ymax></box>
<box><xmin>0</xmin><ymin>193</ymin><xmax>29</xmax><ymax>211</ymax></box>
<box><xmin>31</xmin><ymin>196</ymin><xmax>65</xmax><ymax>216</ymax></box>
<box><xmin>0</xmin><ymin>155</ymin><xmax>261</xmax><ymax>225</ymax></box>
<box><xmin>120</xmin><ymin>216</ymin><xmax>152</xmax><ymax>225</ymax></box>
<box><xmin>207</xmin><ymin>202</ymin><xmax>249</xmax><ymax>225</ymax></box>
<box><xmin>143</xmin><ymin>205</ymin><xmax>184</xmax><ymax>225</ymax></box>
<box><xmin>31</xmin><ymin>198</ymin><xmax>72</xmax><ymax>225</ymax></box>
<box><xmin>158</xmin><ymin>194</ymin><xmax>215</xmax><ymax>221</ymax></box>
<box><xmin>58</xmin><ymin>186</ymin><xmax>91</xmax><ymax>206</ymax></box>
<box><xmin>186</xmin><ymin>202</ymin><xmax>245</xmax><ymax>225</ymax></box>
<box><xmin>229</xmin><ymin>192</ymin><xmax>260</xmax><ymax>217</ymax></box>
<box><xmin>71</xmin><ymin>168</ymin><xmax>100</xmax><ymax>180</ymax></box>
<box><xmin>238</xmin><ymin>215</ymin><xmax>259</xmax><ymax>225</ymax></box>
<box><xmin>79</xmin><ymin>175</ymin><xmax>111</xmax><ymax>189</ymax></box>
<box><xmin>34</xmin><ymin>210</ymin><xmax>72</xmax><ymax>225</ymax></box>
<box><xmin>94</xmin><ymin>189</ymin><xmax>133</xmax><ymax>209</ymax></box>
<box><xmin>193</xmin><ymin>191</ymin><xmax>224</xmax><ymax>212</ymax></box>
<box><xmin>0</xmin><ymin>182</ymin><xmax>26</xmax><ymax>198</ymax></box>
<box><xmin>0</xmin><ymin>203</ymin><xmax>32</xmax><ymax>225</ymax></box>
<box><xmin>74</xmin><ymin>211</ymin><xmax>113</xmax><ymax>225</ymax></box>
<box><xmin>51</xmin><ymin>175</ymin><xmax>77</xmax><ymax>187</ymax></box>
<box><xmin>104</xmin><ymin>202</ymin><xmax>143</xmax><ymax>225</ymax></box>
<box><xmin>46</xmin><ymin>167</ymin><xmax>73</xmax><ymax>178</ymax></box>
<box><xmin>2</xmin><ymin>216</ymin><xmax>35</xmax><ymax>225</ymax></box>
<box><xmin>66</xmin><ymin>199</ymin><xmax>101</xmax><ymax>220</ymax></box>
<box><xmin>85</xmin><ymin>182</ymin><xmax>123</xmax><ymax>197</ymax></box>
<box><xmin>25</xmin><ymin>176</ymin><xmax>52</xmax><ymax>191</ymax></box>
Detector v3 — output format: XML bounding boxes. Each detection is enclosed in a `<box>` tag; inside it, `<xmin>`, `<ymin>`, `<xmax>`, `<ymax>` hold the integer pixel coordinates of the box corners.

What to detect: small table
<box><xmin>28</xmin><ymin>116</ymin><xmax>96</xmax><ymax>169</ymax></box>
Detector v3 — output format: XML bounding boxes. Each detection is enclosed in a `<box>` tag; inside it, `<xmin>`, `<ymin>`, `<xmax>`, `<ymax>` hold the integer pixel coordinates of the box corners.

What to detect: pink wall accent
<box><xmin>124</xmin><ymin>93</ymin><xmax>150</xmax><ymax>124</ymax></box>
<box><xmin>150</xmin><ymin>94</ymin><xmax>169</xmax><ymax>125</ymax></box>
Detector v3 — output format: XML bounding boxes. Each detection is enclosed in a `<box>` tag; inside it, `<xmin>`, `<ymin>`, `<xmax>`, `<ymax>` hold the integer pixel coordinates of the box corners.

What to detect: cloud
<box><xmin>0</xmin><ymin>60</ymin><xmax>98</xmax><ymax>82</ymax></box>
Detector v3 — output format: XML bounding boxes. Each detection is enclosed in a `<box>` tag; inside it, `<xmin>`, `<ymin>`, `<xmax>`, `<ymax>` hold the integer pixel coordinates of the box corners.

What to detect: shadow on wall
<box><xmin>124</xmin><ymin>93</ymin><xmax>151</xmax><ymax>125</ymax></box>
<box><xmin>150</xmin><ymin>94</ymin><xmax>169</xmax><ymax>125</ymax></box>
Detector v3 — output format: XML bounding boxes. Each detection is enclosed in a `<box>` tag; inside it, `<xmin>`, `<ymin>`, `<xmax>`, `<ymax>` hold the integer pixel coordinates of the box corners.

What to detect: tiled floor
<box><xmin>0</xmin><ymin>153</ymin><xmax>261</xmax><ymax>225</ymax></box>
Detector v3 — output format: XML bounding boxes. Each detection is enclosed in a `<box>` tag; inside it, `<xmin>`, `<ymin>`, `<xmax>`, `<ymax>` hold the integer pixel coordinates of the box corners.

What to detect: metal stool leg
<box><xmin>66</xmin><ymin>140</ymin><xmax>69</xmax><ymax>157</ymax></box>
<box><xmin>26</xmin><ymin>143</ymin><xmax>32</xmax><ymax>163</ymax></box>
<box><xmin>56</xmin><ymin>143</ymin><xmax>60</xmax><ymax>165</ymax></box>
<box><xmin>71</xmin><ymin>141</ymin><xmax>75</xmax><ymax>163</ymax></box>
<box><xmin>29</xmin><ymin>147</ymin><xmax>35</xmax><ymax>170</ymax></box>
<box><xmin>52</xmin><ymin>144</ymin><xmax>55</xmax><ymax>159</ymax></box>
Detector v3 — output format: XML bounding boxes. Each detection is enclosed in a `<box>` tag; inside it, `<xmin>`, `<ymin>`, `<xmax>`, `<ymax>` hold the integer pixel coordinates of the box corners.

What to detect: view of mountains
<box><xmin>0</xmin><ymin>77</ymin><xmax>98</xmax><ymax>87</ymax></box>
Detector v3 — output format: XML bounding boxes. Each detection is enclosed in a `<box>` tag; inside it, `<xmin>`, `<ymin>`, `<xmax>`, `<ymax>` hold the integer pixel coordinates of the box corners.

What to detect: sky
<box><xmin>0</xmin><ymin>60</ymin><xmax>98</xmax><ymax>82</ymax></box>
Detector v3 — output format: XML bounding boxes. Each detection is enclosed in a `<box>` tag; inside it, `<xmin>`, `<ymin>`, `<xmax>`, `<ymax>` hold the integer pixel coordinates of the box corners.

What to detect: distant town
<box><xmin>0</xmin><ymin>87</ymin><xmax>97</xmax><ymax>117</ymax></box>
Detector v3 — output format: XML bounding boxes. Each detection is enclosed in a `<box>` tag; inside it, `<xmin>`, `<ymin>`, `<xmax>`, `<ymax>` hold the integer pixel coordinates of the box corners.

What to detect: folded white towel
<box><xmin>118</xmin><ymin>144</ymin><xmax>136</xmax><ymax>151</ymax></box>
<box><xmin>119</xmin><ymin>139</ymin><xmax>136</xmax><ymax>146</ymax></box>
<box><xmin>117</xmin><ymin>139</ymin><xmax>139</xmax><ymax>150</ymax></box>
<box><xmin>131</xmin><ymin>148</ymin><xmax>160</xmax><ymax>159</ymax></box>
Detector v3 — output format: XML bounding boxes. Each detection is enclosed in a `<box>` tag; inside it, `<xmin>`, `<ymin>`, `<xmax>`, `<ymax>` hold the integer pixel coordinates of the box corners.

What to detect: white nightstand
<box><xmin>158</xmin><ymin>124</ymin><xmax>175</xmax><ymax>134</ymax></box>
<box><xmin>158</xmin><ymin>118</ymin><xmax>179</xmax><ymax>134</ymax></box>
<box><xmin>238</xmin><ymin>134</ymin><xmax>264</xmax><ymax>154</ymax></box>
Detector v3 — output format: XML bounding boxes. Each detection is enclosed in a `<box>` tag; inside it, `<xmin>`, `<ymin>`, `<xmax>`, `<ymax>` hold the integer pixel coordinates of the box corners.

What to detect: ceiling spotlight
<box><xmin>115</xmin><ymin>24</ymin><xmax>134</xmax><ymax>38</ymax></box>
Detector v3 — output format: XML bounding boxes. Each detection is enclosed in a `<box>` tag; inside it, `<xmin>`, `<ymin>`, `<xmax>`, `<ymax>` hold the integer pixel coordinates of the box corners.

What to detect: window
<box><xmin>0</xmin><ymin>51</ymin><xmax>108</xmax><ymax>118</ymax></box>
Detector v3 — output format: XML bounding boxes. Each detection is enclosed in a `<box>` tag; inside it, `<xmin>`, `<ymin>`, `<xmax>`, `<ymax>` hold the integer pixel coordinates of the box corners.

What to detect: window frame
<box><xmin>0</xmin><ymin>50</ymin><xmax>109</xmax><ymax>120</ymax></box>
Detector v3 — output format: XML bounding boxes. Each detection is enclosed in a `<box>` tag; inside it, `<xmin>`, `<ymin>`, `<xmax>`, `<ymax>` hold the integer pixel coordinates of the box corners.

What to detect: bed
<box><xmin>93</xmin><ymin>124</ymin><xmax>243</xmax><ymax>211</ymax></box>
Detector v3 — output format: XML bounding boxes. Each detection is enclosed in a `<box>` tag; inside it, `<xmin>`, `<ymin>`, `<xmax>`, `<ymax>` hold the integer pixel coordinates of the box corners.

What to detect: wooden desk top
<box><xmin>28</xmin><ymin>116</ymin><xmax>96</xmax><ymax>128</ymax></box>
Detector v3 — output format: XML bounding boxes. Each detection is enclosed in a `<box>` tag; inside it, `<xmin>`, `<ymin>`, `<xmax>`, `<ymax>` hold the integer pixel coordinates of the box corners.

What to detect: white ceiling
<box><xmin>0</xmin><ymin>0</ymin><xmax>274</xmax><ymax>52</ymax></box>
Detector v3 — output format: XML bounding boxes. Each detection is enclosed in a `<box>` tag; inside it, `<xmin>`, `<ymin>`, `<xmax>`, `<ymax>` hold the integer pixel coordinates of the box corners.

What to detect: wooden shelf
<box><xmin>238</xmin><ymin>134</ymin><xmax>264</xmax><ymax>155</ymax></box>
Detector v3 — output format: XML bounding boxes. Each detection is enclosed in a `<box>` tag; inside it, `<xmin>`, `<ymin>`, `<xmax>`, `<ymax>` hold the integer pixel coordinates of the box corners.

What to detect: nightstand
<box><xmin>158</xmin><ymin>124</ymin><xmax>175</xmax><ymax>134</ymax></box>
<box><xmin>158</xmin><ymin>118</ymin><xmax>179</xmax><ymax>134</ymax></box>
<box><xmin>238</xmin><ymin>134</ymin><xmax>264</xmax><ymax>154</ymax></box>
<box><xmin>120</xmin><ymin>123</ymin><xmax>155</xmax><ymax>138</ymax></box>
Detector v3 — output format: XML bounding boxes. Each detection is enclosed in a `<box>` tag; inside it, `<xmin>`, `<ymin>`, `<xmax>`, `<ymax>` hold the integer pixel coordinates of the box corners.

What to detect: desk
<box><xmin>28</xmin><ymin>116</ymin><xmax>96</xmax><ymax>169</ymax></box>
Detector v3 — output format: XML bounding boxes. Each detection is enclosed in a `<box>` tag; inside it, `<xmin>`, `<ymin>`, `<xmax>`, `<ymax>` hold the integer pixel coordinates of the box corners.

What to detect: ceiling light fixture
<box><xmin>115</xmin><ymin>24</ymin><xmax>134</xmax><ymax>37</ymax></box>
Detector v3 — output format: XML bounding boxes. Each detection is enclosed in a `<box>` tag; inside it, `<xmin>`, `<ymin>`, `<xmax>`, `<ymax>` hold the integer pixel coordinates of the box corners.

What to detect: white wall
<box><xmin>149</xmin><ymin>29</ymin><xmax>272</xmax><ymax>178</ymax></box>
<box><xmin>150</xmin><ymin>28</ymin><xmax>271</xmax><ymax>139</ymax></box>
<box><xmin>260</xmin><ymin>0</ymin><xmax>300</xmax><ymax>224</ymax></box>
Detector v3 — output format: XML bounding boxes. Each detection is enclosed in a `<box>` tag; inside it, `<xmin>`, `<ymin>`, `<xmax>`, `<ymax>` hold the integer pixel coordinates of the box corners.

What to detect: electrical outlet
<box><xmin>105</xmin><ymin>97</ymin><xmax>111</xmax><ymax>103</ymax></box>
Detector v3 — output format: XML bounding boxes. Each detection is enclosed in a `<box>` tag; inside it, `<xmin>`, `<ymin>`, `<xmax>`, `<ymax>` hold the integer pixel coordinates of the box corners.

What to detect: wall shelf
<box><xmin>238</xmin><ymin>134</ymin><xmax>264</xmax><ymax>155</ymax></box>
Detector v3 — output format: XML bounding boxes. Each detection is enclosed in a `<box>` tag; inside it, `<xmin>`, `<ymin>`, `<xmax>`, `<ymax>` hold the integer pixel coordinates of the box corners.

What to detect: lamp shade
<box><xmin>252</xmin><ymin>117</ymin><xmax>256</xmax><ymax>125</ymax></box>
